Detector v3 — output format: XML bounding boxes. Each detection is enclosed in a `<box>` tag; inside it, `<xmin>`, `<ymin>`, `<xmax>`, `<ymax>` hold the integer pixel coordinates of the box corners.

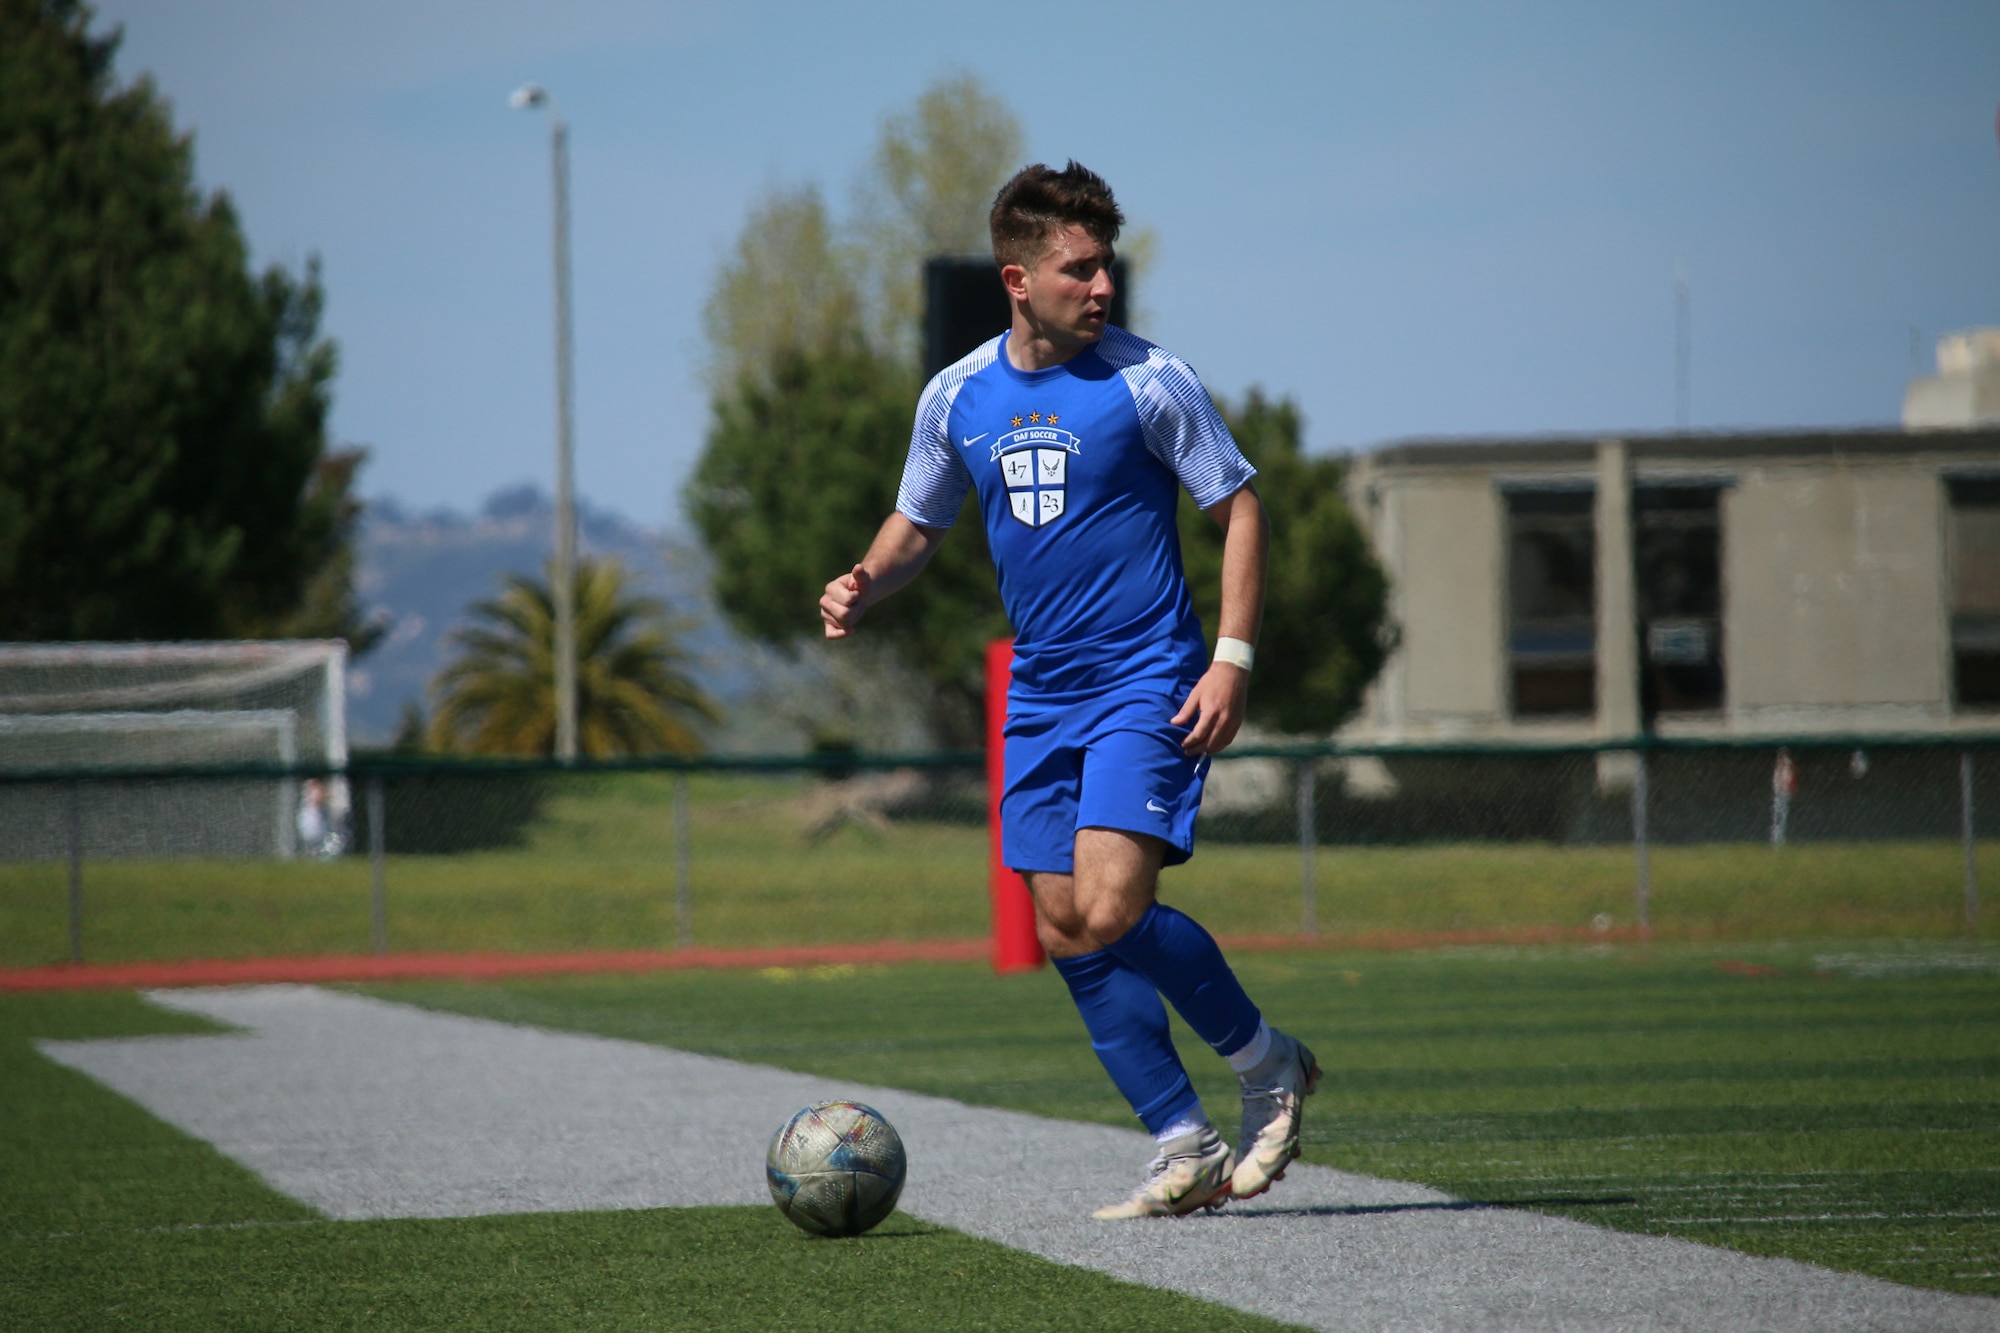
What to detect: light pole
<box><xmin>510</xmin><ymin>82</ymin><xmax>578</xmax><ymax>761</ymax></box>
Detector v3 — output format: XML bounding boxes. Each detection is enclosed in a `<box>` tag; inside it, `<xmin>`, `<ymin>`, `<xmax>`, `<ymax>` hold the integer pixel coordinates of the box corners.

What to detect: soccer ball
<box><xmin>765</xmin><ymin>1100</ymin><xmax>907</xmax><ymax>1237</ymax></box>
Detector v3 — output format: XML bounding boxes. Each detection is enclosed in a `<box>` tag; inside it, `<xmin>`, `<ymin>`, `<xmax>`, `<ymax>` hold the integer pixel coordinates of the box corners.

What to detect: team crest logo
<box><xmin>992</xmin><ymin>412</ymin><xmax>1079</xmax><ymax>528</ymax></box>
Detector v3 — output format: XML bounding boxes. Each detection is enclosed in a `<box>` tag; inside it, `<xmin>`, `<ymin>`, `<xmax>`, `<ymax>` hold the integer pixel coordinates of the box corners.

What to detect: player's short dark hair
<box><xmin>989</xmin><ymin>161</ymin><xmax>1123</xmax><ymax>270</ymax></box>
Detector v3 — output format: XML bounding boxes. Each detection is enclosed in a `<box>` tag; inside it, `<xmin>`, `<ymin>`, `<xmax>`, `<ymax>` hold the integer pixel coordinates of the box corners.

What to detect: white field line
<box><xmin>1457</xmin><ymin>1169</ymin><xmax>2000</xmax><ymax>1191</ymax></box>
<box><xmin>1594</xmin><ymin>1178</ymin><xmax>1996</xmax><ymax>1191</ymax></box>
<box><xmin>1391</xmin><ymin>1125</ymin><xmax>1996</xmax><ymax>1144</ymax></box>
<box><xmin>1472</xmin><ymin>1176</ymin><xmax>1872</xmax><ymax>1184</ymax></box>
<box><xmin>37</xmin><ymin>985</ymin><xmax>2000</xmax><ymax>1333</ymax></box>
<box><xmin>1661</xmin><ymin>1211</ymin><xmax>2000</xmax><ymax>1225</ymax></box>
<box><xmin>13</xmin><ymin>1218</ymin><xmax>331</xmax><ymax>1242</ymax></box>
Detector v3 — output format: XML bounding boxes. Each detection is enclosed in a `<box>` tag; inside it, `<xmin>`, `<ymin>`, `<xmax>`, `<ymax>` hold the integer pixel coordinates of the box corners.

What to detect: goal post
<box><xmin>0</xmin><ymin>641</ymin><xmax>349</xmax><ymax>861</ymax></box>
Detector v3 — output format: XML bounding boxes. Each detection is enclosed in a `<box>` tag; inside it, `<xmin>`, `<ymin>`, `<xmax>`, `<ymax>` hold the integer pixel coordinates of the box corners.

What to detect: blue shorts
<box><xmin>1001</xmin><ymin>688</ymin><xmax>1209</xmax><ymax>875</ymax></box>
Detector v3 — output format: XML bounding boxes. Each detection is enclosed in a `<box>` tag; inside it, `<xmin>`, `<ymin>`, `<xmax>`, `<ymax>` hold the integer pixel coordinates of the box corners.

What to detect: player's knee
<box><xmin>1030</xmin><ymin>893</ymin><xmax>1093</xmax><ymax>953</ymax></box>
<box><xmin>1034</xmin><ymin>913</ymin><xmax>1089</xmax><ymax>955</ymax></box>
<box><xmin>1082</xmin><ymin>897</ymin><xmax>1142</xmax><ymax>946</ymax></box>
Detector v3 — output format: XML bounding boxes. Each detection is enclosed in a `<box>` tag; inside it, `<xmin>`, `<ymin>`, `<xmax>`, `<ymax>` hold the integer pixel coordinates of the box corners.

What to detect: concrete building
<box><xmin>1345</xmin><ymin>424</ymin><xmax>2000</xmax><ymax>745</ymax></box>
<box><xmin>1905</xmin><ymin>328</ymin><xmax>2000</xmax><ymax>429</ymax></box>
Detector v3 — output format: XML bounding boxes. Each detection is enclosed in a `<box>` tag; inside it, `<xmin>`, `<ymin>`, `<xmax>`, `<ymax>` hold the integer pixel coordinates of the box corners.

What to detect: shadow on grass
<box><xmin>792</xmin><ymin>1218</ymin><xmax>948</xmax><ymax>1243</ymax></box>
<box><xmin>1222</xmin><ymin>1194</ymin><xmax>1639</xmax><ymax>1220</ymax></box>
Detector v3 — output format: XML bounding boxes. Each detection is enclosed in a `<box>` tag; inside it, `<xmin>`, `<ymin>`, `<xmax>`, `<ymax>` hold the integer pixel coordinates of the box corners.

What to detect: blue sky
<box><xmin>96</xmin><ymin>1</ymin><xmax>2000</xmax><ymax>531</ymax></box>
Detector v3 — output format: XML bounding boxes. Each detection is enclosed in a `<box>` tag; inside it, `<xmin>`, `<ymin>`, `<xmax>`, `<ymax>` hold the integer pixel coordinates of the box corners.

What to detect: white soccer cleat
<box><xmin>1091</xmin><ymin>1124</ymin><xmax>1235</xmax><ymax>1220</ymax></box>
<box><xmin>1231</xmin><ymin>1029</ymin><xmax>1320</xmax><ymax>1201</ymax></box>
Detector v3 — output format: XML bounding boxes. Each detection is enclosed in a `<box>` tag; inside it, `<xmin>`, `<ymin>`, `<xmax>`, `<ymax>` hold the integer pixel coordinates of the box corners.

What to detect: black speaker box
<box><xmin>923</xmin><ymin>255</ymin><xmax>1130</xmax><ymax>378</ymax></box>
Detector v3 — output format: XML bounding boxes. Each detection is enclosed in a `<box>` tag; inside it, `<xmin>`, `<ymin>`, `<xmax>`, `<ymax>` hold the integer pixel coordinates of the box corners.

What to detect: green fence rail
<box><xmin>3</xmin><ymin>735</ymin><xmax>1993</xmax><ymax>968</ymax></box>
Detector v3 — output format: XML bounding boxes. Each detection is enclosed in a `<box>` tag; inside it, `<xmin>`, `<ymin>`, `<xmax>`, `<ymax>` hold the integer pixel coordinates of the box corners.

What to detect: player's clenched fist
<box><xmin>819</xmin><ymin>564</ymin><xmax>873</xmax><ymax>638</ymax></box>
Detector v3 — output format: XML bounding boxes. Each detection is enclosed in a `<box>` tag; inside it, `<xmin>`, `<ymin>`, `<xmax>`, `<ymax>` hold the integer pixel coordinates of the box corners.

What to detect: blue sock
<box><xmin>1103</xmin><ymin>903</ymin><xmax>1263</xmax><ymax>1057</ymax></box>
<box><xmin>1050</xmin><ymin>949</ymin><xmax>1203</xmax><ymax>1135</ymax></box>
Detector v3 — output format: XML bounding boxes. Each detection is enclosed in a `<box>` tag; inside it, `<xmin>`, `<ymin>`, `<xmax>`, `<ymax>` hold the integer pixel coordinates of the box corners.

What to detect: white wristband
<box><xmin>1214</xmin><ymin>637</ymin><xmax>1255</xmax><ymax>671</ymax></box>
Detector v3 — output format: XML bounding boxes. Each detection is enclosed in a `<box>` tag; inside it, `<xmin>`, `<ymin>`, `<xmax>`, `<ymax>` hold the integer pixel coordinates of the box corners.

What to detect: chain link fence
<box><xmin>0</xmin><ymin>738</ymin><xmax>1990</xmax><ymax>968</ymax></box>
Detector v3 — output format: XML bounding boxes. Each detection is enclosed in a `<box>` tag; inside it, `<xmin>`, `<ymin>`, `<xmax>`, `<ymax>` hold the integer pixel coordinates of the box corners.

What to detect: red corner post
<box><xmin>986</xmin><ymin>638</ymin><xmax>1044</xmax><ymax>972</ymax></box>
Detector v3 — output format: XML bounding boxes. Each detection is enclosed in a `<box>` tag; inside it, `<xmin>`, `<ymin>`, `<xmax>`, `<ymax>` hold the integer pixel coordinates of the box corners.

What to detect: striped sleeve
<box><xmin>1108</xmin><ymin>334</ymin><xmax>1256</xmax><ymax>508</ymax></box>
<box><xmin>893</xmin><ymin>373</ymin><xmax>973</xmax><ymax>529</ymax></box>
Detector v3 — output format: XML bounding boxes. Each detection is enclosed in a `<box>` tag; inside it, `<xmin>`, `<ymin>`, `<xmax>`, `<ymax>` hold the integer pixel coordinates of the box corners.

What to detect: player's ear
<box><xmin>999</xmin><ymin>263</ymin><xmax>1030</xmax><ymax>303</ymax></box>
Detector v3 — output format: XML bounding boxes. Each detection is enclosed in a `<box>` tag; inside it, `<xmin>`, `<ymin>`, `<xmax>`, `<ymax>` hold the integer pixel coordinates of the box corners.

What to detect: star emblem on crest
<box><xmin>1046</xmin><ymin>413</ymin><xmax>1059</xmax><ymax>425</ymax></box>
<box><xmin>1010</xmin><ymin>415</ymin><xmax>1023</xmax><ymax>427</ymax></box>
<box><xmin>1029</xmin><ymin>412</ymin><xmax>1043</xmax><ymax>424</ymax></box>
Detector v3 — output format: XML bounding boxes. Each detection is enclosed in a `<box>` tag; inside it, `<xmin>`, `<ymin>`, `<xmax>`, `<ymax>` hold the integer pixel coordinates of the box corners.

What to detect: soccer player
<box><xmin>819</xmin><ymin>161</ymin><xmax>1318</xmax><ymax>1219</ymax></box>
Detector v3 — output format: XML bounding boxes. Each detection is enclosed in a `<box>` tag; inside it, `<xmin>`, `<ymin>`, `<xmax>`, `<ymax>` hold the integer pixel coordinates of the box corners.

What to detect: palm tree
<box><xmin>428</xmin><ymin>556</ymin><xmax>718</xmax><ymax>756</ymax></box>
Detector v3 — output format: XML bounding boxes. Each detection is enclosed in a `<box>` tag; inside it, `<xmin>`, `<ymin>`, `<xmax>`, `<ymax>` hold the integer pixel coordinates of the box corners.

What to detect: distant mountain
<box><xmin>349</xmin><ymin>486</ymin><xmax>804</xmax><ymax>751</ymax></box>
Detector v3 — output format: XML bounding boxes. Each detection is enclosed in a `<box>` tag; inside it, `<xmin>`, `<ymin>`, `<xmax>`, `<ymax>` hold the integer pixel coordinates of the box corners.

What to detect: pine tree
<box><xmin>1178</xmin><ymin>390</ymin><xmax>1394</xmax><ymax>734</ymax></box>
<box><xmin>688</xmin><ymin>342</ymin><xmax>1008</xmax><ymax>745</ymax></box>
<box><xmin>0</xmin><ymin>0</ymin><xmax>376</xmax><ymax>648</ymax></box>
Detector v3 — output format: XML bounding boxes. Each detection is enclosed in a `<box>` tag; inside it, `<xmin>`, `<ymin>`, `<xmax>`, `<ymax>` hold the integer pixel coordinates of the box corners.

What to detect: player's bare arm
<box><xmin>819</xmin><ymin>512</ymin><xmax>947</xmax><ymax>638</ymax></box>
<box><xmin>1172</xmin><ymin>482</ymin><xmax>1268</xmax><ymax>756</ymax></box>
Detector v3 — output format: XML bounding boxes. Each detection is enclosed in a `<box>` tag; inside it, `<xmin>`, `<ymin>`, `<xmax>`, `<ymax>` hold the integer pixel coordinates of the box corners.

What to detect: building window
<box><xmin>1948</xmin><ymin>477</ymin><xmax>2000</xmax><ymax>707</ymax></box>
<box><xmin>1634</xmin><ymin>485</ymin><xmax>1725</xmax><ymax>716</ymax></box>
<box><xmin>1506</xmin><ymin>489</ymin><xmax>1595</xmax><ymax>716</ymax></box>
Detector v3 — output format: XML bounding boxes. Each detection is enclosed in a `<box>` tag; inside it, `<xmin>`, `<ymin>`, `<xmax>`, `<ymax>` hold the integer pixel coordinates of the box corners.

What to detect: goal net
<box><xmin>0</xmin><ymin>641</ymin><xmax>348</xmax><ymax>861</ymax></box>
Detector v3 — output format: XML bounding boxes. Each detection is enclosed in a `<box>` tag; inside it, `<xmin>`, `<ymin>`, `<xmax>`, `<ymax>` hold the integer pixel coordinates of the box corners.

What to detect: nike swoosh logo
<box><xmin>1147</xmin><ymin>799</ymin><xmax>1169</xmax><ymax>814</ymax></box>
<box><xmin>961</xmin><ymin>433</ymin><xmax>988</xmax><ymax>448</ymax></box>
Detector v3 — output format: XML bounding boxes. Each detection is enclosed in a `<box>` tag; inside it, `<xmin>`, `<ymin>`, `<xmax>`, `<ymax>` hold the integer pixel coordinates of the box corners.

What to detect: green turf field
<box><xmin>0</xmin><ymin>990</ymin><xmax>1296</xmax><ymax>1332</ymax></box>
<box><xmin>362</xmin><ymin>943</ymin><xmax>2000</xmax><ymax>1299</ymax></box>
<box><xmin>0</xmin><ymin>772</ymin><xmax>1987</xmax><ymax>966</ymax></box>
<box><xmin>7</xmin><ymin>944</ymin><xmax>1998</xmax><ymax>1328</ymax></box>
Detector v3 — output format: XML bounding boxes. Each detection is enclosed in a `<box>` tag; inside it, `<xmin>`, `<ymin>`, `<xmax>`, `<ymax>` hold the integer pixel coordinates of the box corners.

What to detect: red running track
<box><xmin>0</xmin><ymin>925</ymin><xmax>1646</xmax><ymax>993</ymax></box>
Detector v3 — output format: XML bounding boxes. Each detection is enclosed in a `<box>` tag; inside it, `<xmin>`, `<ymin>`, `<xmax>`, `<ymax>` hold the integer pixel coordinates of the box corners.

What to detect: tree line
<box><xmin>3</xmin><ymin>0</ymin><xmax>712</xmax><ymax>759</ymax></box>
<box><xmin>689</xmin><ymin>77</ymin><xmax>1390</xmax><ymax>746</ymax></box>
<box><xmin>1</xmin><ymin>0</ymin><xmax>373</xmax><ymax>649</ymax></box>
<box><xmin>5</xmin><ymin>3</ymin><xmax>1388</xmax><ymax>758</ymax></box>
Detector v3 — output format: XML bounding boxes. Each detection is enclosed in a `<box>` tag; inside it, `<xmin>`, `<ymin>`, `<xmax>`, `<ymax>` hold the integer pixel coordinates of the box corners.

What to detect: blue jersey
<box><xmin>895</xmin><ymin>326</ymin><xmax>1254</xmax><ymax>699</ymax></box>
